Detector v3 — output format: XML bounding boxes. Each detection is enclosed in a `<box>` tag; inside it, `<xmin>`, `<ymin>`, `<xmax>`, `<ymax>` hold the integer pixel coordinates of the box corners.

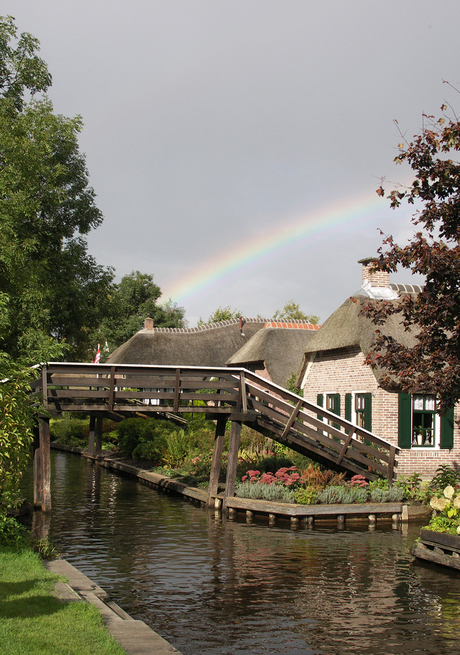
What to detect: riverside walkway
<box><xmin>31</xmin><ymin>362</ymin><xmax>398</xmax><ymax>511</ymax></box>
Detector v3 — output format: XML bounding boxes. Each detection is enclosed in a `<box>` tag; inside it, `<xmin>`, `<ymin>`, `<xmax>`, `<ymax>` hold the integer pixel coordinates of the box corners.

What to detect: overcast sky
<box><xmin>7</xmin><ymin>1</ymin><xmax>460</xmax><ymax>325</ymax></box>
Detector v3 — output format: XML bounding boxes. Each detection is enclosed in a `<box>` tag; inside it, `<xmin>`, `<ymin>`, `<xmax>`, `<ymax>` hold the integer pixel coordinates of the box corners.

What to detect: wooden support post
<box><xmin>33</xmin><ymin>417</ymin><xmax>51</xmax><ymax>512</ymax></box>
<box><xmin>388</xmin><ymin>446</ymin><xmax>396</xmax><ymax>483</ymax></box>
<box><xmin>223</xmin><ymin>420</ymin><xmax>242</xmax><ymax>508</ymax></box>
<box><xmin>173</xmin><ymin>368</ymin><xmax>181</xmax><ymax>412</ymax></box>
<box><xmin>95</xmin><ymin>416</ymin><xmax>103</xmax><ymax>458</ymax></box>
<box><xmin>207</xmin><ymin>417</ymin><xmax>227</xmax><ymax>506</ymax></box>
<box><xmin>88</xmin><ymin>415</ymin><xmax>96</xmax><ymax>456</ymax></box>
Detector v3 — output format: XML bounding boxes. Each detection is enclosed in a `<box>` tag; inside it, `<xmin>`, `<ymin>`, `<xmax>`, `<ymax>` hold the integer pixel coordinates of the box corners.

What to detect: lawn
<box><xmin>0</xmin><ymin>545</ymin><xmax>126</xmax><ymax>655</ymax></box>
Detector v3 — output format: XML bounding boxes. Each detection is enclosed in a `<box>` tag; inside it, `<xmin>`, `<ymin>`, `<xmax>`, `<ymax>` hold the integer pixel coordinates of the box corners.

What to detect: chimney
<box><xmin>144</xmin><ymin>315</ymin><xmax>154</xmax><ymax>331</ymax></box>
<box><xmin>358</xmin><ymin>257</ymin><xmax>390</xmax><ymax>288</ymax></box>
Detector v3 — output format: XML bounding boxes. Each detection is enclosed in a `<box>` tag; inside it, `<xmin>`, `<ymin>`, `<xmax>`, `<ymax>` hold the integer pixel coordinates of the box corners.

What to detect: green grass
<box><xmin>0</xmin><ymin>546</ymin><xmax>126</xmax><ymax>655</ymax></box>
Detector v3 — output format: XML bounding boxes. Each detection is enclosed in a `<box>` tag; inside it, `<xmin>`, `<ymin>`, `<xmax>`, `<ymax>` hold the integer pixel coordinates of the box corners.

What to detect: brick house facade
<box><xmin>298</xmin><ymin>260</ymin><xmax>459</xmax><ymax>479</ymax></box>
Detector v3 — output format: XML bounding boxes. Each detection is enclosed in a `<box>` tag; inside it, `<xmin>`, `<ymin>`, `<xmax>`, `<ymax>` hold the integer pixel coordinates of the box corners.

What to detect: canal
<box><xmin>23</xmin><ymin>451</ymin><xmax>460</xmax><ymax>655</ymax></box>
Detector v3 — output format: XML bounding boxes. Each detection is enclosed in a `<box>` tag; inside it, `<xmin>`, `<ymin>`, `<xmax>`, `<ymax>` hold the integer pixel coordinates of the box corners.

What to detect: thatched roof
<box><xmin>106</xmin><ymin>318</ymin><xmax>270</xmax><ymax>367</ymax></box>
<box><xmin>226</xmin><ymin>324</ymin><xmax>320</xmax><ymax>387</ymax></box>
<box><xmin>297</xmin><ymin>292</ymin><xmax>421</xmax><ymax>386</ymax></box>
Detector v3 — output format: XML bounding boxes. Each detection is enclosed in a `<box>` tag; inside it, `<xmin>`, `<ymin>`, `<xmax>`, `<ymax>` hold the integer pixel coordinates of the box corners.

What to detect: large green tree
<box><xmin>94</xmin><ymin>271</ymin><xmax>186</xmax><ymax>355</ymax></box>
<box><xmin>0</xmin><ymin>16</ymin><xmax>114</xmax><ymax>360</ymax></box>
<box><xmin>366</xmin><ymin>100</ymin><xmax>460</xmax><ymax>412</ymax></box>
<box><xmin>273</xmin><ymin>300</ymin><xmax>319</xmax><ymax>324</ymax></box>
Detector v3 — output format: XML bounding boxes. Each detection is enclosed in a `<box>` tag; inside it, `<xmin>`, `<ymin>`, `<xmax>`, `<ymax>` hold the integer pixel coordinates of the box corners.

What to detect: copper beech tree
<box><xmin>365</xmin><ymin>101</ymin><xmax>460</xmax><ymax>413</ymax></box>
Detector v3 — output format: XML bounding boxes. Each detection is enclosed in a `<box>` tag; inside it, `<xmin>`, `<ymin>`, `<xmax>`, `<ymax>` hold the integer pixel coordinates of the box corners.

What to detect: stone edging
<box><xmin>45</xmin><ymin>559</ymin><xmax>182</xmax><ymax>655</ymax></box>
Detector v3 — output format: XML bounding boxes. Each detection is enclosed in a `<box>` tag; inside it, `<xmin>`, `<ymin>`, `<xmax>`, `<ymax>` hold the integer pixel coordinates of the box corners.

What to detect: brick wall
<box><xmin>301</xmin><ymin>345</ymin><xmax>460</xmax><ymax>479</ymax></box>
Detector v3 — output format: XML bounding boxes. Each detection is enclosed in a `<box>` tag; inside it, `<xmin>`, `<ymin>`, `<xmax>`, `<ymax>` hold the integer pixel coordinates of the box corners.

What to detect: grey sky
<box><xmin>7</xmin><ymin>1</ymin><xmax>460</xmax><ymax>325</ymax></box>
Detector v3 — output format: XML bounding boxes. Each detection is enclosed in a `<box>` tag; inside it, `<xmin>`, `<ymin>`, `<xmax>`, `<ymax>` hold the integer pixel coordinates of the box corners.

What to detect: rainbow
<box><xmin>160</xmin><ymin>191</ymin><xmax>402</xmax><ymax>305</ymax></box>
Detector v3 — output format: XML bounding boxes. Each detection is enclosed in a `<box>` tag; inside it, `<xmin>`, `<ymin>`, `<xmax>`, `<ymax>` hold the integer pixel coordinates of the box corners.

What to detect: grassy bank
<box><xmin>0</xmin><ymin>545</ymin><xmax>126</xmax><ymax>655</ymax></box>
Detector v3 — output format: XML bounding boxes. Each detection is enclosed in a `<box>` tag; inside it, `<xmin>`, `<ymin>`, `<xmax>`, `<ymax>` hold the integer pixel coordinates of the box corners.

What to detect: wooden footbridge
<box><xmin>31</xmin><ymin>362</ymin><xmax>398</xmax><ymax>511</ymax></box>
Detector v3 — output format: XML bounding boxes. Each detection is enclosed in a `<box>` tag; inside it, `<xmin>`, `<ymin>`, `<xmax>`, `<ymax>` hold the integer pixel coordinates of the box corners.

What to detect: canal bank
<box><xmin>25</xmin><ymin>448</ymin><xmax>460</xmax><ymax>655</ymax></box>
<box><xmin>45</xmin><ymin>559</ymin><xmax>182</xmax><ymax>655</ymax></box>
<box><xmin>50</xmin><ymin>443</ymin><xmax>431</xmax><ymax>528</ymax></box>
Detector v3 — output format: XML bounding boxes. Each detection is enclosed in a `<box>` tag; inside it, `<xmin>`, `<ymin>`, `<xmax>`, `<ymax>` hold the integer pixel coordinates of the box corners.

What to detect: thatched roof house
<box><xmin>227</xmin><ymin>322</ymin><xmax>320</xmax><ymax>387</ymax></box>
<box><xmin>106</xmin><ymin>317</ymin><xmax>269</xmax><ymax>367</ymax></box>
<box><xmin>297</xmin><ymin>258</ymin><xmax>458</xmax><ymax>479</ymax></box>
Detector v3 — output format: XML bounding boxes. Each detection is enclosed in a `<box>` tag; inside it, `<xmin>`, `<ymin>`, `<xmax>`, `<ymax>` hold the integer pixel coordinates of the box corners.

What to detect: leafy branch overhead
<box><xmin>364</xmin><ymin>97</ymin><xmax>460</xmax><ymax>412</ymax></box>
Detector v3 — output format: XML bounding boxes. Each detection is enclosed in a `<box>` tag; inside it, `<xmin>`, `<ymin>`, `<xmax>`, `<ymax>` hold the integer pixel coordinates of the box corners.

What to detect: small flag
<box><xmin>94</xmin><ymin>344</ymin><xmax>101</xmax><ymax>363</ymax></box>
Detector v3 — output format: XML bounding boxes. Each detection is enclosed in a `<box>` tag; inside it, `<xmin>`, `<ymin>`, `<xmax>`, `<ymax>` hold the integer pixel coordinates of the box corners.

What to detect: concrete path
<box><xmin>44</xmin><ymin>559</ymin><xmax>182</xmax><ymax>655</ymax></box>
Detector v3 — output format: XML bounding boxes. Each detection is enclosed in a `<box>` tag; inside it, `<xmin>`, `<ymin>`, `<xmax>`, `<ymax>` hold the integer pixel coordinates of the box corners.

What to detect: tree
<box><xmin>273</xmin><ymin>300</ymin><xmax>319</xmax><ymax>324</ymax></box>
<box><xmin>0</xmin><ymin>17</ymin><xmax>114</xmax><ymax>360</ymax></box>
<box><xmin>95</xmin><ymin>271</ymin><xmax>186</xmax><ymax>354</ymax></box>
<box><xmin>197</xmin><ymin>305</ymin><xmax>242</xmax><ymax>326</ymax></box>
<box><xmin>365</xmin><ymin>101</ymin><xmax>460</xmax><ymax>412</ymax></box>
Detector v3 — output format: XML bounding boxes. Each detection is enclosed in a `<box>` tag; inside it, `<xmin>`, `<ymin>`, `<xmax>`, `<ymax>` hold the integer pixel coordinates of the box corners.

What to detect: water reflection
<box><xmin>22</xmin><ymin>452</ymin><xmax>460</xmax><ymax>655</ymax></box>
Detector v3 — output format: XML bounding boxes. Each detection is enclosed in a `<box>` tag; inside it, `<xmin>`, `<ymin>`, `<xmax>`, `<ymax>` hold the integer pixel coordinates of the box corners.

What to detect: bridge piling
<box><xmin>207</xmin><ymin>417</ymin><xmax>227</xmax><ymax>507</ymax></box>
<box><xmin>223</xmin><ymin>420</ymin><xmax>242</xmax><ymax>509</ymax></box>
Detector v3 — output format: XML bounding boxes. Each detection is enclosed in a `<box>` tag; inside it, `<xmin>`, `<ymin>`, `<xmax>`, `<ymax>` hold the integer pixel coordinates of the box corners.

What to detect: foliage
<box><xmin>197</xmin><ymin>305</ymin><xmax>242</xmax><ymax>326</ymax></box>
<box><xmin>0</xmin><ymin>515</ymin><xmax>27</xmax><ymax>546</ymax></box>
<box><xmin>292</xmin><ymin>487</ymin><xmax>319</xmax><ymax>505</ymax></box>
<box><xmin>117</xmin><ymin>417</ymin><xmax>176</xmax><ymax>459</ymax></box>
<box><xmin>426</xmin><ymin>485</ymin><xmax>460</xmax><ymax>534</ymax></box>
<box><xmin>366</xmin><ymin>100</ymin><xmax>460</xmax><ymax>412</ymax></box>
<box><xmin>368</xmin><ymin>487</ymin><xmax>405</xmax><ymax>503</ymax></box>
<box><xmin>30</xmin><ymin>537</ymin><xmax>61</xmax><ymax>560</ymax></box>
<box><xmin>273</xmin><ymin>300</ymin><xmax>319</xmax><ymax>324</ymax></box>
<box><xmin>300</xmin><ymin>464</ymin><xmax>345</xmax><ymax>489</ymax></box>
<box><xmin>0</xmin><ymin>16</ymin><xmax>52</xmax><ymax>110</ymax></box>
<box><xmin>95</xmin><ymin>271</ymin><xmax>186</xmax><ymax>354</ymax></box>
<box><xmin>236</xmin><ymin>480</ymin><xmax>295</xmax><ymax>503</ymax></box>
<box><xmin>0</xmin><ymin>16</ymin><xmax>114</xmax><ymax>361</ymax></box>
<box><xmin>286</xmin><ymin>372</ymin><xmax>303</xmax><ymax>398</ymax></box>
<box><xmin>316</xmin><ymin>485</ymin><xmax>368</xmax><ymax>504</ymax></box>
<box><xmin>429</xmin><ymin>464</ymin><xmax>460</xmax><ymax>491</ymax></box>
<box><xmin>0</xmin><ymin>362</ymin><xmax>36</xmax><ymax>514</ymax></box>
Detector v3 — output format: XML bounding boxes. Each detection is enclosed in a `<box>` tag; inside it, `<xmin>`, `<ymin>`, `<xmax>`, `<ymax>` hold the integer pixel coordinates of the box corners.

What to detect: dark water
<box><xmin>23</xmin><ymin>452</ymin><xmax>460</xmax><ymax>655</ymax></box>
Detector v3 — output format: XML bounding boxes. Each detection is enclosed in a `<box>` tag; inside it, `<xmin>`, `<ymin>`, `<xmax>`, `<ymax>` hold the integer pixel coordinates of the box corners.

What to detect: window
<box><xmin>412</xmin><ymin>395</ymin><xmax>436</xmax><ymax>447</ymax></box>
<box><xmin>326</xmin><ymin>393</ymin><xmax>340</xmax><ymax>430</ymax></box>
<box><xmin>398</xmin><ymin>393</ymin><xmax>454</xmax><ymax>449</ymax></box>
<box><xmin>345</xmin><ymin>392</ymin><xmax>372</xmax><ymax>432</ymax></box>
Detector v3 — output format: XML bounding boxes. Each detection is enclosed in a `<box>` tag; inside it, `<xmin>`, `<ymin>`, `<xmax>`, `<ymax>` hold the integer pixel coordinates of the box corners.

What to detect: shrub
<box><xmin>429</xmin><ymin>465</ymin><xmax>460</xmax><ymax>492</ymax></box>
<box><xmin>293</xmin><ymin>488</ymin><xmax>319</xmax><ymax>505</ymax></box>
<box><xmin>369</xmin><ymin>487</ymin><xmax>404</xmax><ymax>503</ymax></box>
<box><xmin>236</xmin><ymin>481</ymin><xmax>295</xmax><ymax>503</ymax></box>
<box><xmin>316</xmin><ymin>485</ymin><xmax>368</xmax><ymax>504</ymax></box>
<box><xmin>300</xmin><ymin>464</ymin><xmax>345</xmax><ymax>490</ymax></box>
<box><xmin>50</xmin><ymin>416</ymin><xmax>89</xmax><ymax>444</ymax></box>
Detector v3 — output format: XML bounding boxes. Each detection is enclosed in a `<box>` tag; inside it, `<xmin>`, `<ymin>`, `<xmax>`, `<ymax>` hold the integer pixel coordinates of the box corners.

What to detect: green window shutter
<box><xmin>363</xmin><ymin>393</ymin><xmax>372</xmax><ymax>432</ymax></box>
<box><xmin>345</xmin><ymin>393</ymin><xmax>352</xmax><ymax>422</ymax></box>
<box><xmin>398</xmin><ymin>393</ymin><xmax>412</xmax><ymax>449</ymax></box>
<box><xmin>332</xmin><ymin>393</ymin><xmax>340</xmax><ymax>429</ymax></box>
<box><xmin>333</xmin><ymin>393</ymin><xmax>340</xmax><ymax>416</ymax></box>
<box><xmin>440</xmin><ymin>407</ymin><xmax>454</xmax><ymax>449</ymax></box>
<box><xmin>317</xmin><ymin>394</ymin><xmax>323</xmax><ymax>422</ymax></box>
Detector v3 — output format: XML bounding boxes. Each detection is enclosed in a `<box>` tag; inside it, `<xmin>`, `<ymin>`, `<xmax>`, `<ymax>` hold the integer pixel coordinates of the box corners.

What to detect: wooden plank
<box><xmin>173</xmin><ymin>369</ymin><xmax>181</xmax><ymax>412</ymax></box>
<box><xmin>280</xmin><ymin>400</ymin><xmax>303</xmax><ymax>441</ymax></box>
<box><xmin>224</xmin><ymin>496</ymin><xmax>402</xmax><ymax>517</ymax></box>
<box><xmin>108</xmin><ymin>367</ymin><xmax>115</xmax><ymax>411</ymax></box>
<box><xmin>412</xmin><ymin>543</ymin><xmax>460</xmax><ymax>571</ymax></box>
<box><xmin>240</xmin><ymin>372</ymin><xmax>248</xmax><ymax>414</ymax></box>
<box><xmin>336</xmin><ymin>429</ymin><xmax>355</xmax><ymax>465</ymax></box>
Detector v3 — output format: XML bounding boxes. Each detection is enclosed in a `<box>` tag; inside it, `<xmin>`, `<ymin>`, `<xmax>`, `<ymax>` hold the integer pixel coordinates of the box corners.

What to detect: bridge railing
<box><xmin>32</xmin><ymin>362</ymin><xmax>398</xmax><ymax>481</ymax></box>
